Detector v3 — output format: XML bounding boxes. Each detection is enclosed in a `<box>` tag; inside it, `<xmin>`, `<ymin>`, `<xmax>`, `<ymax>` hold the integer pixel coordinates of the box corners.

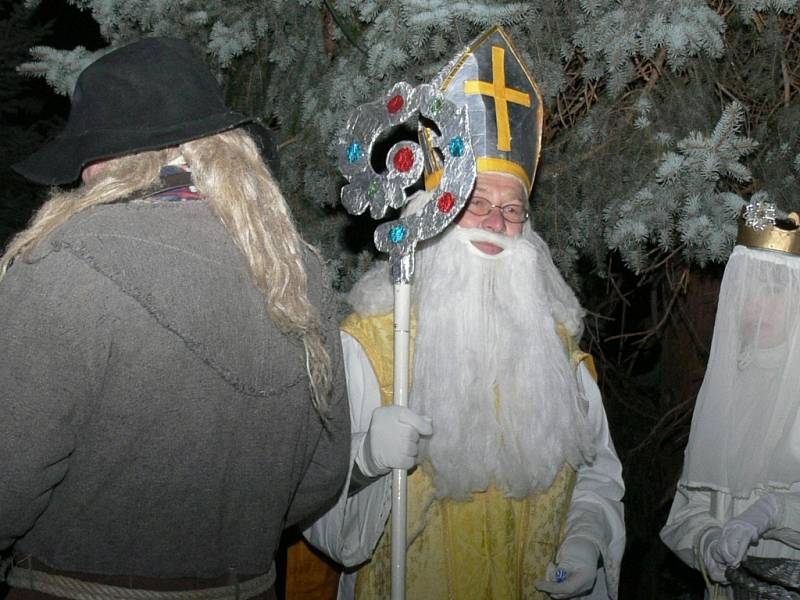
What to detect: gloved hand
<box><xmin>712</xmin><ymin>494</ymin><xmax>781</xmax><ymax>569</ymax></box>
<box><xmin>536</xmin><ymin>537</ymin><xmax>599</xmax><ymax>599</ymax></box>
<box><xmin>700</xmin><ymin>527</ymin><xmax>728</xmax><ymax>583</ymax></box>
<box><xmin>356</xmin><ymin>405</ymin><xmax>433</xmax><ymax>477</ymax></box>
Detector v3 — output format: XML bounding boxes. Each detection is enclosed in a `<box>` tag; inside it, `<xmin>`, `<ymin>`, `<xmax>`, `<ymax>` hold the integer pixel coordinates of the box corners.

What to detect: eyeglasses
<box><xmin>465</xmin><ymin>197</ymin><xmax>528</xmax><ymax>223</ymax></box>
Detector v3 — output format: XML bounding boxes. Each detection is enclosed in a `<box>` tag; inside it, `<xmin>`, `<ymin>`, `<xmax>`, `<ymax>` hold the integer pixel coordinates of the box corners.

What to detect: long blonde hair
<box><xmin>1</xmin><ymin>128</ymin><xmax>332</xmax><ymax>416</ymax></box>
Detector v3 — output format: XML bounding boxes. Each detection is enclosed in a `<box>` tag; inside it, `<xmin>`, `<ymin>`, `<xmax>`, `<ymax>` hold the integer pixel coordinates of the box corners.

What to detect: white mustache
<box><xmin>450</xmin><ymin>225</ymin><xmax>520</xmax><ymax>257</ymax></box>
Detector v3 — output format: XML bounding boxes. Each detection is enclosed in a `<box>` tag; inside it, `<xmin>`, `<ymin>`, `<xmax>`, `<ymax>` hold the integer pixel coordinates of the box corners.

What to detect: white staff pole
<box><xmin>391</xmin><ymin>265</ymin><xmax>411</xmax><ymax>600</ymax></box>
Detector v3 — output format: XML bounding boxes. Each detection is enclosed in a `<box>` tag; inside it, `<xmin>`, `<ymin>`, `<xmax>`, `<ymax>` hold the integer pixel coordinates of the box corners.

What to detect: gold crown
<box><xmin>737</xmin><ymin>210</ymin><xmax>800</xmax><ymax>256</ymax></box>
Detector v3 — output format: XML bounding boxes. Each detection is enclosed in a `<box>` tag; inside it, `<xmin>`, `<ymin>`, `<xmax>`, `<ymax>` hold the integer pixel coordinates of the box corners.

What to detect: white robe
<box><xmin>305</xmin><ymin>332</ymin><xmax>626</xmax><ymax>600</ymax></box>
<box><xmin>661</xmin><ymin>246</ymin><xmax>800</xmax><ymax>598</ymax></box>
<box><xmin>661</xmin><ymin>484</ymin><xmax>800</xmax><ymax>600</ymax></box>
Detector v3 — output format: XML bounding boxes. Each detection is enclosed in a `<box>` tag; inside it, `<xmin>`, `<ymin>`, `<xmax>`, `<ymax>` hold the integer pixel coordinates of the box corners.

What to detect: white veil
<box><xmin>680</xmin><ymin>245</ymin><xmax>800</xmax><ymax>498</ymax></box>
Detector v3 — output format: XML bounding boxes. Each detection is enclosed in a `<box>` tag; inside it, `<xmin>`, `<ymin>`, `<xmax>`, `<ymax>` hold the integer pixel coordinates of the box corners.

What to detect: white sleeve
<box><xmin>561</xmin><ymin>363</ymin><xmax>626</xmax><ymax>600</ymax></box>
<box><xmin>659</xmin><ymin>486</ymin><xmax>720</xmax><ymax>570</ymax></box>
<box><xmin>771</xmin><ymin>493</ymin><xmax>800</xmax><ymax>550</ymax></box>
<box><xmin>303</xmin><ymin>331</ymin><xmax>392</xmax><ymax>567</ymax></box>
<box><xmin>778</xmin><ymin>492</ymin><xmax>800</xmax><ymax>529</ymax></box>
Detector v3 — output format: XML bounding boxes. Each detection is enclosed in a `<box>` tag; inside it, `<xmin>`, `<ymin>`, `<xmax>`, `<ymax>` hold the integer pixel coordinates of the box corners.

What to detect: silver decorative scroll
<box><xmin>338</xmin><ymin>81</ymin><xmax>476</xmax><ymax>283</ymax></box>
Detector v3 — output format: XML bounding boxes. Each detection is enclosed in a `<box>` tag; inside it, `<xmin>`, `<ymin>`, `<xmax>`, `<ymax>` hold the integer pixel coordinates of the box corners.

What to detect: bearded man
<box><xmin>1</xmin><ymin>37</ymin><xmax>348</xmax><ymax>600</ymax></box>
<box><xmin>302</xmin><ymin>26</ymin><xmax>625</xmax><ymax>600</ymax></box>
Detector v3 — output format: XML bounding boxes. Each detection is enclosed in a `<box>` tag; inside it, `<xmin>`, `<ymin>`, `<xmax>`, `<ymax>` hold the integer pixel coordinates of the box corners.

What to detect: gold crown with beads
<box><xmin>737</xmin><ymin>200</ymin><xmax>800</xmax><ymax>256</ymax></box>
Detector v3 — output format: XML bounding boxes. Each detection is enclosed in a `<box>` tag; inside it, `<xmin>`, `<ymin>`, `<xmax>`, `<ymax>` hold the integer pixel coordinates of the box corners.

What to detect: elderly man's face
<box><xmin>457</xmin><ymin>172</ymin><xmax>527</xmax><ymax>255</ymax></box>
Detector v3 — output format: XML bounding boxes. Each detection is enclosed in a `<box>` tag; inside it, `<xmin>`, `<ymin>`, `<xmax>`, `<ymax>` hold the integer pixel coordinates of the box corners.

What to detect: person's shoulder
<box><xmin>44</xmin><ymin>201</ymin><xmax>245</xmax><ymax>273</ymax></box>
<box><xmin>20</xmin><ymin>201</ymin><xmax>253</xmax><ymax>310</ymax></box>
<box><xmin>346</xmin><ymin>260</ymin><xmax>393</xmax><ymax>316</ymax></box>
<box><xmin>340</xmin><ymin>310</ymin><xmax>395</xmax><ymax>347</ymax></box>
<box><xmin>55</xmin><ymin>200</ymin><xmax>219</xmax><ymax>244</ymax></box>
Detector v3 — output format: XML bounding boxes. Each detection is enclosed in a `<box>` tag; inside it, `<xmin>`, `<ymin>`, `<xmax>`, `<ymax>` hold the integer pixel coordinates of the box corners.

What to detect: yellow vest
<box><xmin>342</xmin><ymin>312</ymin><xmax>594</xmax><ymax>600</ymax></box>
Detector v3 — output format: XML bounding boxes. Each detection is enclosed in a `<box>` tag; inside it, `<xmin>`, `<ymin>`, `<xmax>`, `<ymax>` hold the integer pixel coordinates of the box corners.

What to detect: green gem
<box><xmin>367</xmin><ymin>181</ymin><xmax>380</xmax><ymax>197</ymax></box>
<box><xmin>431</xmin><ymin>97</ymin><xmax>443</xmax><ymax>114</ymax></box>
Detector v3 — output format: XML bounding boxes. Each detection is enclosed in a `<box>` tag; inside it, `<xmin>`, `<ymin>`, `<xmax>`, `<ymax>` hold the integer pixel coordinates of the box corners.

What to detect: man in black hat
<box><xmin>1</xmin><ymin>36</ymin><xmax>349</xmax><ymax>600</ymax></box>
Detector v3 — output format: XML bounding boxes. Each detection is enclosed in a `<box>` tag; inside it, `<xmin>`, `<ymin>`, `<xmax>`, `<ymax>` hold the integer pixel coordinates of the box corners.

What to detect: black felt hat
<box><xmin>13</xmin><ymin>37</ymin><xmax>254</xmax><ymax>185</ymax></box>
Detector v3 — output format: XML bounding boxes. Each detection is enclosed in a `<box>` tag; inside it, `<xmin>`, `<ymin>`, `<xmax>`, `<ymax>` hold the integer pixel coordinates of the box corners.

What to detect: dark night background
<box><xmin>1</xmin><ymin>0</ymin><xmax>104</xmax><ymax>249</ymax></box>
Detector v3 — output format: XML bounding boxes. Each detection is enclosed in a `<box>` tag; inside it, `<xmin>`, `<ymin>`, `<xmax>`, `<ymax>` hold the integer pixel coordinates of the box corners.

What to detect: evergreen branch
<box><xmin>675</xmin><ymin>287</ymin><xmax>710</xmax><ymax>358</ymax></box>
<box><xmin>606</xmin><ymin>263</ymin><xmax>633</xmax><ymax>308</ymax></box>
<box><xmin>16</xmin><ymin>63</ymin><xmax>48</xmax><ymax>74</ymax></box>
<box><xmin>624</xmin><ymin>393</ymin><xmax>694</xmax><ymax>459</ymax></box>
<box><xmin>643</xmin><ymin>47</ymin><xmax>668</xmax><ymax>92</ymax></box>
<box><xmin>783</xmin><ymin>12</ymin><xmax>800</xmax><ymax>55</ymax></box>
<box><xmin>709</xmin><ymin>101</ymin><xmax>742</xmax><ymax>146</ymax></box>
<box><xmin>604</xmin><ymin>268</ymin><xmax>688</xmax><ymax>344</ymax></box>
<box><xmin>277</xmin><ymin>135</ymin><xmax>298</xmax><ymax>151</ymax></box>
<box><xmin>782</xmin><ymin>58</ymin><xmax>791</xmax><ymax>106</ymax></box>
<box><xmin>322</xmin><ymin>0</ymin><xmax>367</xmax><ymax>56</ymax></box>
<box><xmin>714</xmin><ymin>80</ymin><xmax>742</xmax><ymax>104</ymax></box>
<box><xmin>634</xmin><ymin>243</ymin><xmax>687</xmax><ymax>275</ymax></box>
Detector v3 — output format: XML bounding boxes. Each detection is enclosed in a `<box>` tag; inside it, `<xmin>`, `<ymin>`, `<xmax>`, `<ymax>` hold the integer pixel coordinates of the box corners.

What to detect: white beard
<box><xmin>348</xmin><ymin>224</ymin><xmax>594</xmax><ymax>499</ymax></box>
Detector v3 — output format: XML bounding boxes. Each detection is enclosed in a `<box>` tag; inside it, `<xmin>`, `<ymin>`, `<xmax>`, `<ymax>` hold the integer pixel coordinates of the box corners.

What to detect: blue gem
<box><xmin>555</xmin><ymin>568</ymin><xmax>567</xmax><ymax>583</ymax></box>
<box><xmin>388</xmin><ymin>225</ymin><xmax>407</xmax><ymax>243</ymax></box>
<box><xmin>347</xmin><ymin>143</ymin><xmax>364</xmax><ymax>163</ymax></box>
<box><xmin>448</xmin><ymin>137</ymin><xmax>465</xmax><ymax>157</ymax></box>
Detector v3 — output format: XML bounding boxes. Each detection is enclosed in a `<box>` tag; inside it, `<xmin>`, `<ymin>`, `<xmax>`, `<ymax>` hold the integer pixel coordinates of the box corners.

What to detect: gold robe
<box><xmin>342</xmin><ymin>312</ymin><xmax>595</xmax><ymax>600</ymax></box>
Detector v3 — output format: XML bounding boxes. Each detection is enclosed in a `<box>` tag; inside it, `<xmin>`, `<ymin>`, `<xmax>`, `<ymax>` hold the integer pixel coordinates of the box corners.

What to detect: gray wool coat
<box><xmin>0</xmin><ymin>198</ymin><xmax>349</xmax><ymax>578</ymax></box>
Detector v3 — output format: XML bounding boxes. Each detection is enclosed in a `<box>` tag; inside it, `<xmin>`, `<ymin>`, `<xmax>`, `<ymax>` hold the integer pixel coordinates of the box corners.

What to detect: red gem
<box><xmin>437</xmin><ymin>192</ymin><xmax>455</xmax><ymax>213</ymax></box>
<box><xmin>387</xmin><ymin>95</ymin><xmax>405</xmax><ymax>113</ymax></box>
<box><xmin>393</xmin><ymin>147</ymin><xmax>414</xmax><ymax>172</ymax></box>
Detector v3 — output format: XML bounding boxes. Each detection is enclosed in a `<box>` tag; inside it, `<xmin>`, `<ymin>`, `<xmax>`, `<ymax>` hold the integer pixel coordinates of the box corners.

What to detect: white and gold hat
<box><xmin>421</xmin><ymin>26</ymin><xmax>544</xmax><ymax>195</ymax></box>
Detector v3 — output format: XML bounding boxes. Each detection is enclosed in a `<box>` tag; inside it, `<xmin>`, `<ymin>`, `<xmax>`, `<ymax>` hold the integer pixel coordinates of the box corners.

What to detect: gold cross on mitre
<box><xmin>420</xmin><ymin>26</ymin><xmax>543</xmax><ymax>195</ymax></box>
<box><xmin>464</xmin><ymin>46</ymin><xmax>531</xmax><ymax>152</ymax></box>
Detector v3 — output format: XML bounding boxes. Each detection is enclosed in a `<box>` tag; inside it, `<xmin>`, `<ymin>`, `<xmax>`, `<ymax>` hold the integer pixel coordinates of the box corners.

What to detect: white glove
<box><xmin>536</xmin><ymin>537</ymin><xmax>599</xmax><ymax>599</ymax></box>
<box><xmin>700</xmin><ymin>528</ymin><xmax>728</xmax><ymax>583</ymax></box>
<box><xmin>711</xmin><ymin>494</ymin><xmax>781</xmax><ymax>569</ymax></box>
<box><xmin>356</xmin><ymin>405</ymin><xmax>433</xmax><ymax>477</ymax></box>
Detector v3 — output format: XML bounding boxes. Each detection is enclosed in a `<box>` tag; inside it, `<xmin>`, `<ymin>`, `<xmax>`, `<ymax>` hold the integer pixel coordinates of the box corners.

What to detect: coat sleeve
<box><xmin>0</xmin><ymin>250</ymin><xmax>110</xmax><ymax>549</ymax></box>
<box><xmin>560</xmin><ymin>363</ymin><xmax>626</xmax><ymax>600</ymax></box>
<box><xmin>284</xmin><ymin>365</ymin><xmax>351</xmax><ymax>527</ymax></box>
<box><xmin>303</xmin><ymin>331</ymin><xmax>391</xmax><ymax>567</ymax></box>
<box><xmin>285</xmin><ymin>260</ymin><xmax>351</xmax><ymax>527</ymax></box>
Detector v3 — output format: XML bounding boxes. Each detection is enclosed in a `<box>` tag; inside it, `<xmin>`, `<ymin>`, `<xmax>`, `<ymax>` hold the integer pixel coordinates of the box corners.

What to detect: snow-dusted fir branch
<box><xmin>734</xmin><ymin>0</ymin><xmax>800</xmax><ymax>17</ymax></box>
<box><xmin>14</xmin><ymin>0</ymin><xmax>800</xmax><ymax>289</ymax></box>
<box><xmin>571</xmin><ymin>0</ymin><xmax>725</xmax><ymax>95</ymax></box>
<box><xmin>17</xmin><ymin>45</ymin><xmax>102</xmax><ymax>96</ymax></box>
<box><xmin>603</xmin><ymin>102</ymin><xmax>757</xmax><ymax>272</ymax></box>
